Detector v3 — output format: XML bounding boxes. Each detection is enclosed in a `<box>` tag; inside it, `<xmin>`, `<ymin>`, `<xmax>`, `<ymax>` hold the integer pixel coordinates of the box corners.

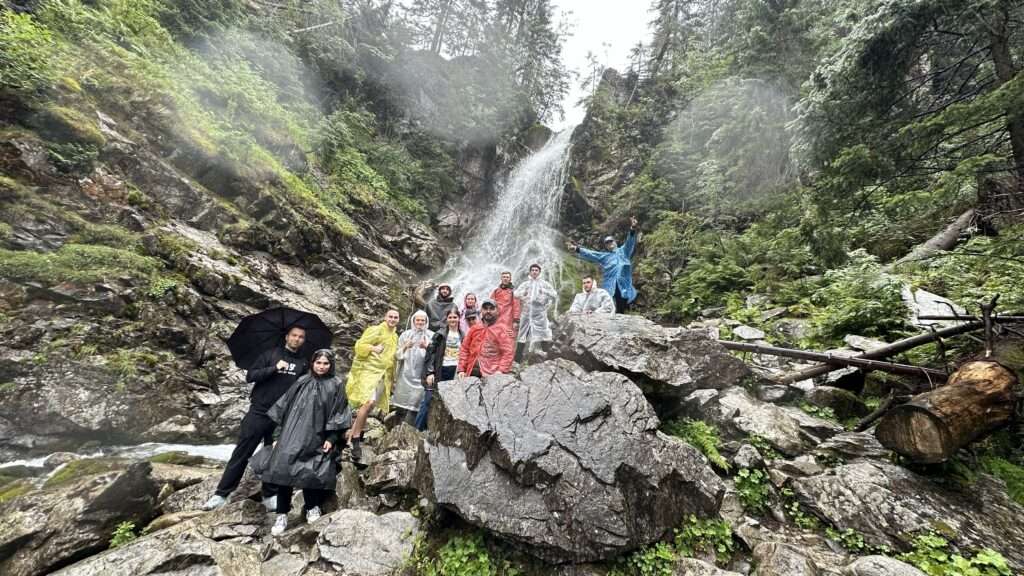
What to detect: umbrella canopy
<box><xmin>228</xmin><ymin>306</ymin><xmax>332</xmax><ymax>370</ymax></box>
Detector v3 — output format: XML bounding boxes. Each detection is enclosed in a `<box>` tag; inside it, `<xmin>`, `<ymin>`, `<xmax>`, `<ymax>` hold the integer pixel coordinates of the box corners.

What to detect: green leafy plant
<box><xmin>413</xmin><ymin>533</ymin><xmax>522</xmax><ymax>576</ymax></box>
<box><xmin>808</xmin><ymin>250</ymin><xmax>911</xmax><ymax>346</ymax></box>
<box><xmin>734</xmin><ymin>468</ymin><xmax>771</xmax><ymax>514</ymax></box>
<box><xmin>746</xmin><ymin>435</ymin><xmax>780</xmax><ymax>461</ymax></box>
<box><xmin>780</xmin><ymin>487</ymin><xmax>819</xmax><ymax>530</ymax></box>
<box><xmin>825</xmin><ymin>527</ymin><xmax>868</xmax><ymax>552</ymax></box>
<box><xmin>799</xmin><ymin>402</ymin><xmax>837</xmax><ymax>422</ymax></box>
<box><xmin>109</xmin><ymin>521</ymin><xmax>138</xmax><ymax>548</ymax></box>
<box><xmin>898</xmin><ymin>531</ymin><xmax>1011</xmax><ymax>576</ymax></box>
<box><xmin>674</xmin><ymin>515</ymin><xmax>734</xmax><ymax>565</ymax></box>
<box><xmin>662</xmin><ymin>419</ymin><xmax>730</xmax><ymax>471</ymax></box>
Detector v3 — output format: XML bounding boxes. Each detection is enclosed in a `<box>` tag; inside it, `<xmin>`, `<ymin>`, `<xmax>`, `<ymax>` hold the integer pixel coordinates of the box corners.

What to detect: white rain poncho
<box><xmin>392</xmin><ymin>310</ymin><xmax>434</xmax><ymax>411</ymax></box>
<box><xmin>514</xmin><ymin>277</ymin><xmax>557</xmax><ymax>344</ymax></box>
<box><xmin>569</xmin><ymin>287</ymin><xmax>615</xmax><ymax>314</ymax></box>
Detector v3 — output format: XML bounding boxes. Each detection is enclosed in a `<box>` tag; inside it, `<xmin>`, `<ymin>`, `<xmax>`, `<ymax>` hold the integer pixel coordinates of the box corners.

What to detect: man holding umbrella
<box><xmin>204</xmin><ymin>307</ymin><xmax>331</xmax><ymax>511</ymax></box>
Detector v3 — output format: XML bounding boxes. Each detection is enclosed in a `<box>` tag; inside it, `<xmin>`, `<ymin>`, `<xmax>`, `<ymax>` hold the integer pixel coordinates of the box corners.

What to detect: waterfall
<box><xmin>441</xmin><ymin>127</ymin><xmax>575</xmax><ymax>308</ymax></box>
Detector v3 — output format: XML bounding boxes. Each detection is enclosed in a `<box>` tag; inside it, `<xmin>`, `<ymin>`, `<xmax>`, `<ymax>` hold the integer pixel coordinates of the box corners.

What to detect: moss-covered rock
<box><xmin>30</xmin><ymin>105</ymin><xmax>106</xmax><ymax>148</ymax></box>
<box><xmin>44</xmin><ymin>457</ymin><xmax>127</xmax><ymax>488</ymax></box>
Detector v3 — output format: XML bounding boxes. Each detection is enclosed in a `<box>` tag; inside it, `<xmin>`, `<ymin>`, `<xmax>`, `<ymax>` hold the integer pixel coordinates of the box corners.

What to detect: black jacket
<box><xmin>246</xmin><ymin>346</ymin><xmax>308</xmax><ymax>415</ymax></box>
<box><xmin>422</xmin><ymin>326</ymin><xmax>463</xmax><ymax>384</ymax></box>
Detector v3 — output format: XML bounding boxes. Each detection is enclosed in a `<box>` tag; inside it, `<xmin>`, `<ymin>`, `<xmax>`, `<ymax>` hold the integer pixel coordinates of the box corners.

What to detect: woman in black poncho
<box><xmin>252</xmin><ymin>349</ymin><xmax>351</xmax><ymax>535</ymax></box>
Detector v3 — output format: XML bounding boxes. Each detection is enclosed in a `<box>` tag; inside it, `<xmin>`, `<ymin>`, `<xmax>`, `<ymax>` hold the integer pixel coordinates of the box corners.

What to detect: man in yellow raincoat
<box><xmin>345</xmin><ymin>308</ymin><xmax>399</xmax><ymax>464</ymax></box>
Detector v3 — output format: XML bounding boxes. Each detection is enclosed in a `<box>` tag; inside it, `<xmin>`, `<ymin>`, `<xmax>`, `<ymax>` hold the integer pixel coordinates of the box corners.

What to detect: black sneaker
<box><xmin>350</xmin><ymin>438</ymin><xmax>362</xmax><ymax>462</ymax></box>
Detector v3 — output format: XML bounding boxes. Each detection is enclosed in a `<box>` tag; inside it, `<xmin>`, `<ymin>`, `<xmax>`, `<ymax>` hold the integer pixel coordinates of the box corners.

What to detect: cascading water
<box><xmin>441</xmin><ymin>127</ymin><xmax>575</xmax><ymax>307</ymax></box>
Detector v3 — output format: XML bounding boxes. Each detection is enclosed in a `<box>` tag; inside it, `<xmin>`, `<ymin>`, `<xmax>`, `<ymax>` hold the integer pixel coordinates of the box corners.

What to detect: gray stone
<box><xmin>792</xmin><ymin>461</ymin><xmax>1024</xmax><ymax>572</ymax></box>
<box><xmin>753</xmin><ymin>542</ymin><xmax>820</xmax><ymax>576</ymax></box>
<box><xmin>757</xmin><ymin>385</ymin><xmax>796</xmax><ymax>403</ymax></box>
<box><xmin>841</xmin><ymin>556</ymin><xmax>926</xmax><ymax>576</ymax></box>
<box><xmin>842</xmin><ymin>335</ymin><xmax>888</xmax><ymax>352</ymax></box>
<box><xmin>902</xmin><ymin>286</ymin><xmax>964</xmax><ymax>328</ymax></box>
<box><xmin>160</xmin><ymin>467</ymin><xmax>261</xmax><ymax>514</ymax></box>
<box><xmin>317</xmin><ymin>510</ymin><xmax>419</xmax><ymax>575</ymax></box>
<box><xmin>53</xmin><ymin>501</ymin><xmax>264</xmax><ymax>576</ymax></box>
<box><xmin>556</xmin><ymin>314</ymin><xmax>751</xmax><ymax>402</ymax></box>
<box><xmin>734</xmin><ymin>325</ymin><xmax>766</xmax><ymax>340</ymax></box>
<box><xmin>417</xmin><ymin>359</ymin><xmax>724</xmax><ymax>562</ymax></box>
<box><xmin>681</xmin><ymin>387</ymin><xmax>843</xmax><ymax>456</ymax></box>
<box><xmin>733</xmin><ymin>444</ymin><xmax>764</xmax><ymax>470</ymax></box>
<box><xmin>148</xmin><ymin>462</ymin><xmax>219</xmax><ymax>491</ymax></box>
<box><xmin>0</xmin><ymin>461</ymin><xmax>160</xmax><ymax>576</ymax></box>
<box><xmin>771</xmin><ymin>455</ymin><xmax>824</xmax><ymax>478</ymax></box>
<box><xmin>815</xmin><ymin>432</ymin><xmax>888</xmax><ymax>460</ymax></box>
<box><xmin>675</xmin><ymin>558</ymin><xmax>744</xmax><ymax>575</ymax></box>
<box><xmin>761</xmin><ymin>307</ymin><xmax>789</xmax><ymax>322</ymax></box>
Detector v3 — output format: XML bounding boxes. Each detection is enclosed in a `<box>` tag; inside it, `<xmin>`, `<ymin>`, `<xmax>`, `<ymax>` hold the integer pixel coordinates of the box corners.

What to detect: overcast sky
<box><xmin>551</xmin><ymin>1</ymin><xmax>651</xmax><ymax>130</ymax></box>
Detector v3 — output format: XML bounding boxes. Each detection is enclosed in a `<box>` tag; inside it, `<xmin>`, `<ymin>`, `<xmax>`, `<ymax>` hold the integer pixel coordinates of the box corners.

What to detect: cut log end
<box><xmin>875</xmin><ymin>360</ymin><xmax>1018</xmax><ymax>463</ymax></box>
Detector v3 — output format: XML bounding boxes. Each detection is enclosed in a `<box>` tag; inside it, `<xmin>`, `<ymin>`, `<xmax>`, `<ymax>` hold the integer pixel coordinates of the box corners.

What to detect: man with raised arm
<box><xmin>567</xmin><ymin>216</ymin><xmax>639</xmax><ymax>312</ymax></box>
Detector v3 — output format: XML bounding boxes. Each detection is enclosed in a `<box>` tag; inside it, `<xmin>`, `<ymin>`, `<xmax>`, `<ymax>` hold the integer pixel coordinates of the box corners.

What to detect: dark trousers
<box><xmin>215</xmin><ymin>411</ymin><xmax>278</xmax><ymax>498</ymax></box>
<box><xmin>415</xmin><ymin>365</ymin><xmax>455</xmax><ymax>431</ymax></box>
<box><xmin>614</xmin><ymin>287</ymin><xmax>631</xmax><ymax>313</ymax></box>
<box><xmin>273</xmin><ymin>484</ymin><xmax>330</xmax><ymax>514</ymax></box>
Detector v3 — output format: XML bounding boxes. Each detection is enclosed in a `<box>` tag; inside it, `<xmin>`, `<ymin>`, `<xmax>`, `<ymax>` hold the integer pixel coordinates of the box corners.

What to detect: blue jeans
<box><xmin>416</xmin><ymin>365</ymin><xmax>455</xmax><ymax>430</ymax></box>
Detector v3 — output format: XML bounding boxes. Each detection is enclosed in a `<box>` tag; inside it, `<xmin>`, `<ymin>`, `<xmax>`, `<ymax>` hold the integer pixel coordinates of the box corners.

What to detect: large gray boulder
<box><xmin>416</xmin><ymin>359</ymin><xmax>724</xmax><ymax>562</ymax></box>
<box><xmin>682</xmin><ymin>387</ymin><xmax>843</xmax><ymax>456</ymax></box>
<box><xmin>556</xmin><ymin>313</ymin><xmax>752</xmax><ymax>403</ymax></box>
<box><xmin>793</xmin><ymin>461</ymin><xmax>1024</xmax><ymax>571</ymax></box>
<box><xmin>0</xmin><ymin>460</ymin><xmax>160</xmax><ymax>576</ymax></box>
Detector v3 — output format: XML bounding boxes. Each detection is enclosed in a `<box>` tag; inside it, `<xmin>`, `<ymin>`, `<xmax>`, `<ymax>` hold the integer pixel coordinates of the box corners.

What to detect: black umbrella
<box><xmin>228</xmin><ymin>307</ymin><xmax>332</xmax><ymax>370</ymax></box>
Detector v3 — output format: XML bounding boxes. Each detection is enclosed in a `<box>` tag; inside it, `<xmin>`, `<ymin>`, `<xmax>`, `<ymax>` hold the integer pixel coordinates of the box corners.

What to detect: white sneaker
<box><xmin>305</xmin><ymin>506</ymin><xmax>322</xmax><ymax>523</ymax></box>
<box><xmin>262</xmin><ymin>496</ymin><xmax>277</xmax><ymax>512</ymax></box>
<box><xmin>202</xmin><ymin>494</ymin><xmax>227</xmax><ymax>511</ymax></box>
<box><xmin>271</xmin><ymin>514</ymin><xmax>287</xmax><ymax>536</ymax></box>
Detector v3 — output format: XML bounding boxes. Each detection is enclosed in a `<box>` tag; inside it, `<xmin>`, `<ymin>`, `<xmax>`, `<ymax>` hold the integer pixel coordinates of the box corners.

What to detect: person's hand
<box><xmin>275</xmin><ymin>360</ymin><xmax>289</xmax><ymax>371</ymax></box>
<box><xmin>345</xmin><ymin>429</ymin><xmax>354</xmax><ymax>441</ymax></box>
<box><xmin>419</xmin><ymin>339</ymin><xmax>429</xmax><ymax>349</ymax></box>
<box><xmin>630</xmin><ymin>216</ymin><xmax>638</xmax><ymax>229</ymax></box>
<box><xmin>371</xmin><ymin>344</ymin><xmax>384</xmax><ymax>355</ymax></box>
<box><xmin>425</xmin><ymin>374</ymin><xmax>435</xmax><ymax>387</ymax></box>
<box><xmin>322</xmin><ymin>440</ymin><xmax>333</xmax><ymax>452</ymax></box>
<box><xmin>457</xmin><ymin>371</ymin><xmax>465</xmax><ymax>381</ymax></box>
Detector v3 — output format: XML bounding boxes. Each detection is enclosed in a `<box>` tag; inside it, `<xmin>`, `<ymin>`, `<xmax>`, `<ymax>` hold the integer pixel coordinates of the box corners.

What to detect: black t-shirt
<box><xmin>245</xmin><ymin>346</ymin><xmax>308</xmax><ymax>415</ymax></box>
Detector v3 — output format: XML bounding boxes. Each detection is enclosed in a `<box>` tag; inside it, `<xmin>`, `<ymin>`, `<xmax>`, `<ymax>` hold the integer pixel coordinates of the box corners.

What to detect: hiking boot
<box><xmin>262</xmin><ymin>495</ymin><xmax>277</xmax><ymax>512</ymax></box>
<box><xmin>306</xmin><ymin>506</ymin><xmax>322</xmax><ymax>523</ymax></box>
<box><xmin>271</xmin><ymin>514</ymin><xmax>287</xmax><ymax>536</ymax></box>
<box><xmin>202</xmin><ymin>494</ymin><xmax>227</xmax><ymax>511</ymax></box>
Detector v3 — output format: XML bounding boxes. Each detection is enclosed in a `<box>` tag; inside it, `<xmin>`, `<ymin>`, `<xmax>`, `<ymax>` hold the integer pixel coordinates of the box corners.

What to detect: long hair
<box><xmin>310</xmin><ymin>349</ymin><xmax>335</xmax><ymax>378</ymax></box>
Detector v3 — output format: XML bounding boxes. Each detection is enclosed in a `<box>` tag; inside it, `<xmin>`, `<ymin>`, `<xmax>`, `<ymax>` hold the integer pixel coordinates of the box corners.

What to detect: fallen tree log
<box><xmin>718</xmin><ymin>341</ymin><xmax>948</xmax><ymax>380</ymax></box>
<box><xmin>892</xmin><ymin>208</ymin><xmax>975</xmax><ymax>267</ymax></box>
<box><xmin>875</xmin><ymin>360</ymin><xmax>1018</xmax><ymax>463</ymax></box>
<box><xmin>775</xmin><ymin>321</ymin><xmax>984</xmax><ymax>384</ymax></box>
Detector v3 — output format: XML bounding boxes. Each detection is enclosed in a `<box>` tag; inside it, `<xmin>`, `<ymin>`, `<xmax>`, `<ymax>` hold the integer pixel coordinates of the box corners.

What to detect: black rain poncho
<box><xmin>250</xmin><ymin>351</ymin><xmax>352</xmax><ymax>490</ymax></box>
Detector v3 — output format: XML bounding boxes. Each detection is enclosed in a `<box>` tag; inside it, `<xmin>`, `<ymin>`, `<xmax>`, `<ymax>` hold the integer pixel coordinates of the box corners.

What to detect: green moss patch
<box><xmin>44</xmin><ymin>458</ymin><xmax>124</xmax><ymax>488</ymax></box>
<box><xmin>31</xmin><ymin>105</ymin><xmax>106</xmax><ymax>147</ymax></box>
<box><xmin>0</xmin><ymin>479</ymin><xmax>33</xmax><ymax>503</ymax></box>
<box><xmin>0</xmin><ymin>243</ymin><xmax>161</xmax><ymax>285</ymax></box>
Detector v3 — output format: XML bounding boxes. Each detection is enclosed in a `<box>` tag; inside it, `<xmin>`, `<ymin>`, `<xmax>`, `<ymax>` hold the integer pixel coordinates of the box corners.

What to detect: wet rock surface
<box><xmin>0</xmin><ymin>461</ymin><xmax>160</xmax><ymax>576</ymax></box>
<box><xmin>417</xmin><ymin>358</ymin><xmax>725</xmax><ymax>562</ymax></box>
<box><xmin>556</xmin><ymin>313</ymin><xmax>752</xmax><ymax>404</ymax></box>
<box><xmin>681</xmin><ymin>387</ymin><xmax>843</xmax><ymax>456</ymax></box>
<box><xmin>792</xmin><ymin>461</ymin><xmax>1024</xmax><ymax>571</ymax></box>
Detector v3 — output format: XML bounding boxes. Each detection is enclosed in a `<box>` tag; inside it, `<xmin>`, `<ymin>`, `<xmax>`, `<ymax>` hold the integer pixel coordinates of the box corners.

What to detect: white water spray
<box><xmin>441</xmin><ymin>127</ymin><xmax>575</xmax><ymax>308</ymax></box>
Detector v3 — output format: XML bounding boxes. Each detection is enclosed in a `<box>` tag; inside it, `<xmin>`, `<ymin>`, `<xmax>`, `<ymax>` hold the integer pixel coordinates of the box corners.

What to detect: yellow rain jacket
<box><xmin>345</xmin><ymin>322</ymin><xmax>398</xmax><ymax>414</ymax></box>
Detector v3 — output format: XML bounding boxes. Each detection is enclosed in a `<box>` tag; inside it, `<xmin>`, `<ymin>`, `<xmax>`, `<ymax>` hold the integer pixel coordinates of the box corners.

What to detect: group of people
<box><xmin>201</xmin><ymin>218</ymin><xmax>640</xmax><ymax>536</ymax></box>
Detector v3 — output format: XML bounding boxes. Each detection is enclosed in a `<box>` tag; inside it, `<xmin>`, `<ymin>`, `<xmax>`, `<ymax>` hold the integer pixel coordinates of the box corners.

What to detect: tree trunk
<box><xmin>875</xmin><ymin>360</ymin><xmax>1018</xmax><ymax>463</ymax></box>
<box><xmin>988</xmin><ymin>4</ymin><xmax>1024</xmax><ymax>211</ymax></box>
<box><xmin>891</xmin><ymin>208</ymin><xmax>974</xmax><ymax>267</ymax></box>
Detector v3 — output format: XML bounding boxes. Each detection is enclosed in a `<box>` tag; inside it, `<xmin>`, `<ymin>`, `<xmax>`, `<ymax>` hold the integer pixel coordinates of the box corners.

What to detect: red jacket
<box><xmin>490</xmin><ymin>286</ymin><xmax>521</xmax><ymax>330</ymax></box>
<box><xmin>457</xmin><ymin>322</ymin><xmax>514</xmax><ymax>376</ymax></box>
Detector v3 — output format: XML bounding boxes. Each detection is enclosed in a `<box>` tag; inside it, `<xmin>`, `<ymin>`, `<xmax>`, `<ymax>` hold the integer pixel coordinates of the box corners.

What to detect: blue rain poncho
<box><xmin>574</xmin><ymin>229</ymin><xmax>637</xmax><ymax>303</ymax></box>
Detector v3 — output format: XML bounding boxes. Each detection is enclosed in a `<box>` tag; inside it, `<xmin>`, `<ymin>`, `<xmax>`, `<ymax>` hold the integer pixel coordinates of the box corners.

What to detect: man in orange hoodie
<box><xmin>457</xmin><ymin>299</ymin><xmax>514</xmax><ymax>379</ymax></box>
<box><xmin>489</xmin><ymin>271</ymin><xmax>521</xmax><ymax>341</ymax></box>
